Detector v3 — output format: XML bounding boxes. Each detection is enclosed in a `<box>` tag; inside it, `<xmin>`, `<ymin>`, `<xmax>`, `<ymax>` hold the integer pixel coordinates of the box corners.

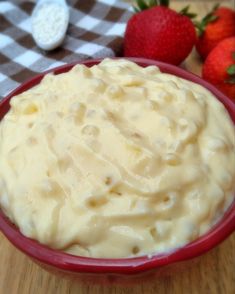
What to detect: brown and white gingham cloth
<box><xmin>0</xmin><ymin>0</ymin><xmax>132</xmax><ymax>99</ymax></box>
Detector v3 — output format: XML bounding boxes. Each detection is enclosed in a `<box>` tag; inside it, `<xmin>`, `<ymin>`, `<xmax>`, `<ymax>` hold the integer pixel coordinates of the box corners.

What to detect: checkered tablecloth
<box><xmin>0</xmin><ymin>0</ymin><xmax>132</xmax><ymax>99</ymax></box>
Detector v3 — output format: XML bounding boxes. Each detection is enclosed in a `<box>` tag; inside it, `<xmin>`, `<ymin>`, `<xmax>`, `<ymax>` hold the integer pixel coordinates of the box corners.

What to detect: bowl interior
<box><xmin>0</xmin><ymin>58</ymin><xmax>234</xmax><ymax>275</ymax></box>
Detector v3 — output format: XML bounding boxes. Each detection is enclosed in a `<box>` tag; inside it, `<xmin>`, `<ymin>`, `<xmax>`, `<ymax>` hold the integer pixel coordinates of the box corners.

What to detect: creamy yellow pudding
<box><xmin>0</xmin><ymin>59</ymin><xmax>234</xmax><ymax>258</ymax></box>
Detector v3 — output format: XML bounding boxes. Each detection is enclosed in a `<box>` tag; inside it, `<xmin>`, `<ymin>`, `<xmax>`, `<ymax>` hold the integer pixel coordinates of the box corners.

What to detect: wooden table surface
<box><xmin>1</xmin><ymin>1</ymin><xmax>234</xmax><ymax>293</ymax></box>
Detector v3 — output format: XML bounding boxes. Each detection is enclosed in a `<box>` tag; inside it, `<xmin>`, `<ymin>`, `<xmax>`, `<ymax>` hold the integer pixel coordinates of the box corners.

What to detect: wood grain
<box><xmin>0</xmin><ymin>1</ymin><xmax>234</xmax><ymax>293</ymax></box>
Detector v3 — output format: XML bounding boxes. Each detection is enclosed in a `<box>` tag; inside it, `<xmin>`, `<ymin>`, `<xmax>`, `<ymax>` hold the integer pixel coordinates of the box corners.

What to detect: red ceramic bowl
<box><xmin>0</xmin><ymin>58</ymin><xmax>234</xmax><ymax>283</ymax></box>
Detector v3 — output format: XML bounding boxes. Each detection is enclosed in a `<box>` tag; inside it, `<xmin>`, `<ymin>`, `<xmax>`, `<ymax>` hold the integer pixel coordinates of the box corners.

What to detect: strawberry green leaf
<box><xmin>136</xmin><ymin>0</ymin><xmax>148</xmax><ymax>11</ymax></box>
<box><xmin>194</xmin><ymin>3</ymin><xmax>219</xmax><ymax>36</ymax></box>
<box><xmin>133</xmin><ymin>6</ymin><xmax>140</xmax><ymax>12</ymax></box>
<box><xmin>180</xmin><ymin>5</ymin><xmax>188</xmax><ymax>14</ymax></box>
<box><xmin>227</xmin><ymin>64</ymin><xmax>235</xmax><ymax>75</ymax></box>
<box><xmin>205</xmin><ymin>14</ymin><xmax>218</xmax><ymax>23</ymax></box>
<box><xmin>148</xmin><ymin>0</ymin><xmax>158</xmax><ymax>6</ymax></box>
<box><xmin>225</xmin><ymin>77</ymin><xmax>235</xmax><ymax>84</ymax></box>
<box><xmin>180</xmin><ymin>5</ymin><xmax>197</xmax><ymax>19</ymax></box>
<box><xmin>186</xmin><ymin>13</ymin><xmax>197</xmax><ymax>19</ymax></box>
<box><xmin>226</xmin><ymin>63</ymin><xmax>235</xmax><ymax>84</ymax></box>
<box><xmin>159</xmin><ymin>0</ymin><xmax>169</xmax><ymax>6</ymax></box>
<box><xmin>232</xmin><ymin>52</ymin><xmax>235</xmax><ymax>60</ymax></box>
<box><xmin>134</xmin><ymin>0</ymin><xmax>159</xmax><ymax>11</ymax></box>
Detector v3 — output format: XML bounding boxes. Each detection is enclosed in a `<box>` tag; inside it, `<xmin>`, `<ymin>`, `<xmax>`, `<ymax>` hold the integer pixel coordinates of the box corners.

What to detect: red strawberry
<box><xmin>124</xmin><ymin>0</ymin><xmax>196</xmax><ymax>65</ymax></box>
<box><xmin>202</xmin><ymin>37</ymin><xmax>235</xmax><ymax>101</ymax></box>
<box><xmin>196</xmin><ymin>6</ymin><xmax>235</xmax><ymax>60</ymax></box>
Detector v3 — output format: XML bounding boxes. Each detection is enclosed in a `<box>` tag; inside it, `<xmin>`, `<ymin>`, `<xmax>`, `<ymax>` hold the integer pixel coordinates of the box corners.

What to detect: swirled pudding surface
<box><xmin>0</xmin><ymin>59</ymin><xmax>234</xmax><ymax>258</ymax></box>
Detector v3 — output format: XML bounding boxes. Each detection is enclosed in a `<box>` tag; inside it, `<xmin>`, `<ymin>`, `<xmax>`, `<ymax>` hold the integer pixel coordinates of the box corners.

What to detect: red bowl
<box><xmin>0</xmin><ymin>58</ymin><xmax>234</xmax><ymax>283</ymax></box>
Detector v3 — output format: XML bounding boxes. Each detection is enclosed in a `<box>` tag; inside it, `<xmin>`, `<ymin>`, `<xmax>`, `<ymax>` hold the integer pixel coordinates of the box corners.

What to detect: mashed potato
<box><xmin>0</xmin><ymin>59</ymin><xmax>234</xmax><ymax>258</ymax></box>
